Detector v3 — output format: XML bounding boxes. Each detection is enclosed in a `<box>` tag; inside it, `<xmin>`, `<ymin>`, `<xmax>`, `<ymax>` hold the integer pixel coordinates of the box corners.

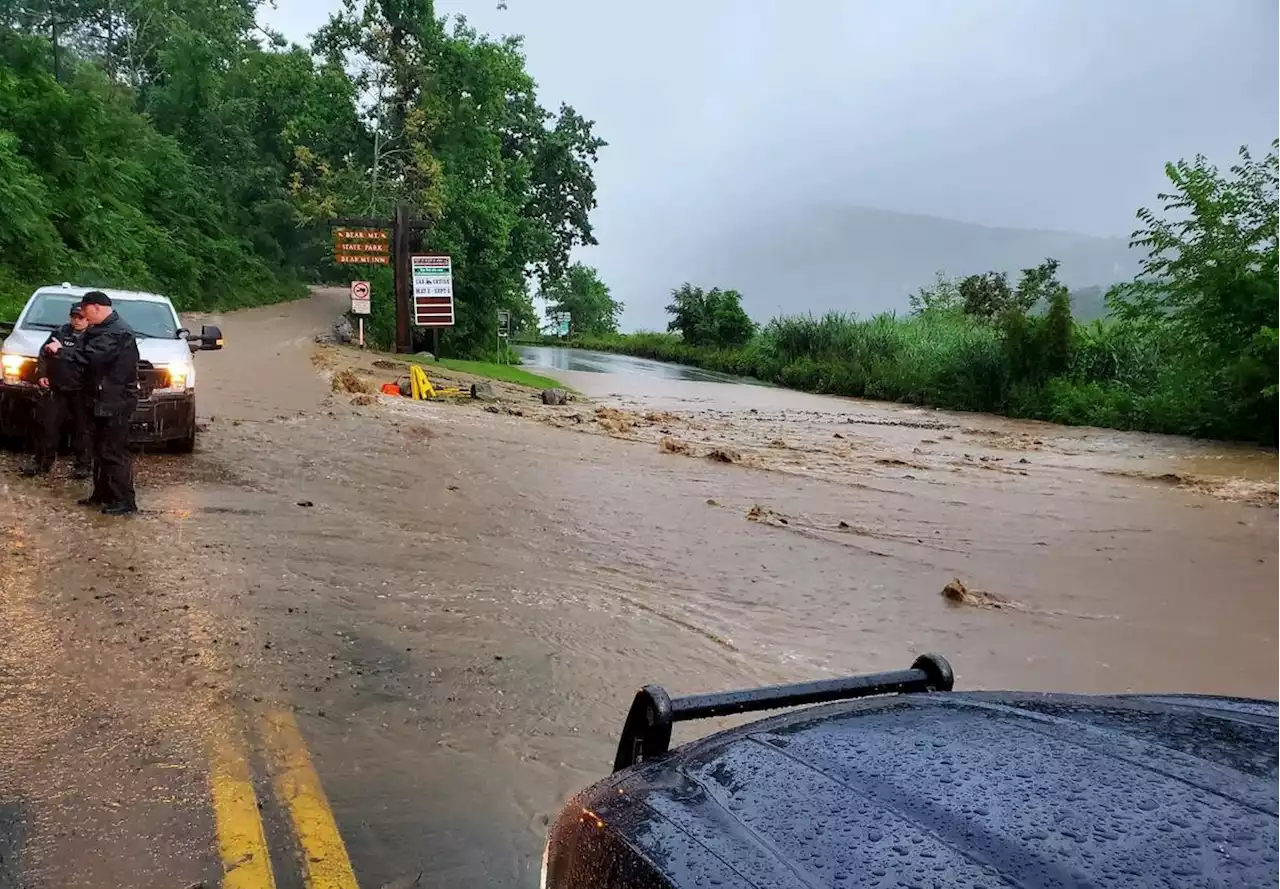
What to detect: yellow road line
<box><xmin>261</xmin><ymin>710</ymin><xmax>361</xmax><ymax>889</ymax></box>
<box><xmin>210</xmin><ymin>731</ymin><xmax>278</xmax><ymax>889</ymax></box>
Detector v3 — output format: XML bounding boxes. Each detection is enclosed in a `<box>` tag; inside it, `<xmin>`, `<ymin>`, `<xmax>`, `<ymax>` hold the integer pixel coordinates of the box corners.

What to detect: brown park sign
<box><xmin>333</xmin><ymin>228</ymin><xmax>390</xmax><ymax>265</ymax></box>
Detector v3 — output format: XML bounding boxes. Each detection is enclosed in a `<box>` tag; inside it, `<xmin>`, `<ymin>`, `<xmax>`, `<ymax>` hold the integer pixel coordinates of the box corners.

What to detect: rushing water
<box><xmin>516</xmin><ymin>344</ymin><xmax>757</xmax><ymax>383</ymax></box>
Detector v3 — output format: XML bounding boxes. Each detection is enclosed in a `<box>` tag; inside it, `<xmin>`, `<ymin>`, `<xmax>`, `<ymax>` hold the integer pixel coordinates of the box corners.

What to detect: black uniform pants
<box><xmin>34</xmin><ymin>389</ymin><xmax>93</xmax><ymax>471</ymax></box>
<box><xmin>91</xmin><ymin>401</ymin><xmax>137</xmax><ymax>507</ymax></box>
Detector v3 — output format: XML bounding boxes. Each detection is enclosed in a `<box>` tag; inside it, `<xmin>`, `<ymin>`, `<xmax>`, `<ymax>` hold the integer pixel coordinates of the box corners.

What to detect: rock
<box><xmin>398</xmin><ymin>379</ymin><xmax>412</xmax><ymax>397</ymax></box>
<box><xmin>471</xmin><ymin>381</ymin><xmax>497</xmax><ymax>401</ymax></box>
<box><xmin>332</xmin><ymin>316</ymin><xmax>355</xmax><ymax>344</ymax></box>
<box><xmin>540</xmin><ymin>388</ymin><xmax>568</xmax><ymax>406</ymax></box>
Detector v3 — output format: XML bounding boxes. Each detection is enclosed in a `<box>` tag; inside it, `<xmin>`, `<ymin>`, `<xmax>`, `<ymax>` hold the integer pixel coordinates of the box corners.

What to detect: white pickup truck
<box><xmin>0</xmin><ymin>284</ymin><xmax>223</xmax><ymax>453</ymax></box>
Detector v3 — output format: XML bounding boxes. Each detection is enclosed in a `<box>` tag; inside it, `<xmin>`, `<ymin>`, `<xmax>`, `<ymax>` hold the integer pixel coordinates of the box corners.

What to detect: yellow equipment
<box><xmin>409</xmin><ymin>364</ymin><xmax>465</xmax><ymax>400</ymax></box>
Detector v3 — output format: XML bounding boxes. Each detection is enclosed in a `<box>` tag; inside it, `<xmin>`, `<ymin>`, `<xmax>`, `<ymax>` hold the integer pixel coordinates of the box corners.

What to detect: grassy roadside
<box><xmin>433</xmin><ymin>358</ymin><xmax>564</xmax><ymax>390</ymax></box>
<box><xmin>356</xmin><ymin>346</ymin><xmax>568</xmax><ymax>392</ymax></box>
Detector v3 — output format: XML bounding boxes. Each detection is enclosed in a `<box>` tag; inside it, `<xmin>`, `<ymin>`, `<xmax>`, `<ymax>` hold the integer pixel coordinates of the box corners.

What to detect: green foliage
<box><xmin>538</xmin><ymin>262</ymin><xmax>622</xmax><ymax>335</ymax></box>
<box><xmin>1107</xmin><ymin>140</ymin><xmax>1278</xmax><ymax>440</ymax></box>
<box><xmin>314</xmin><ymin>3</ymin><xmax>604</xmax><ymax>355</ymax></box>
<box><xmin>664</xmin><ymin>283</ymin><xmax>756</xmax><ymax>349</ymax></box>
<box><xmin>0</xmin><ymin>1</ymin><xmax>604</xmax><ymax>357</ymax></box>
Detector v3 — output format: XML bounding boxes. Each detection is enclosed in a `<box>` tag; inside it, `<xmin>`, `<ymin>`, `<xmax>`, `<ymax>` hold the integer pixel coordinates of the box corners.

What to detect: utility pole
<box><xmin>393</xmin><ymin>203</ymin><xmax>412</xmax><ymax>353</ymax></box>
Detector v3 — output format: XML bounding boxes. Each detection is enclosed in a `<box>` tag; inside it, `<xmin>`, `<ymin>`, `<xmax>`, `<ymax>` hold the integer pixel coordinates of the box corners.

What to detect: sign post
<box><xmin>411</xmin><ymin>253</ymin><xmax>455</xmax><ymax>356</ymax></box>
<box><xmin>327</xmin><ymin>204</ymin><xmax>430</xmax><ymax>353</ymax></box>
<box><xmin>497</xmin><ymin>310</ymin><xmax>510</xmax><ymax>362</ymax></box>
<box><xmin>349</xmin><ymin>281</ymin><xmax>371</xmax><ymax>346</ymax></box>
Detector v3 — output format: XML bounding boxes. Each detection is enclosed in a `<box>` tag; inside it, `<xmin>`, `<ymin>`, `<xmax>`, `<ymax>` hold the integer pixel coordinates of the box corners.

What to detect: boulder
<box><xmin>332</xmin><ymin>316</ymin><xmax>355</xmax><ymax>344</ymax></box>
<box><xmin>540</xmin><ymin>388</ymin><xmax>568</xmax><ymax>406</ymax></box>
<box><xmin>470</xmin><ymin>381</ymin><xmax>497</xmax><ymax>401</ymax></box>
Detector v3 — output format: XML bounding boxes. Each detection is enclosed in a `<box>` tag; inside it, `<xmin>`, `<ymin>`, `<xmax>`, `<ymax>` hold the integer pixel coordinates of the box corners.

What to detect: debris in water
<box><xmin>645</xmin><ymin>410</ymin><xmax>679</xmax><ymax>424</ymax></box>
<box><xmin>350</xmin><ymin>393</ymin><xmax>377</xmax><ymax>406</ymax></box>
<box><xmin>372</xmin><ymin>359</ymin><xmax>406</xmax><ymax>371</ymax></box>
<box><xmin>296</xmin><ymin>500</ymin><xmax>314</xmax><ymax>508</ymax></box>
<box><xmin>659</xmin><ymin>437</ymin><xmax>691</xmax><ymax>455</ymax></box>
<box><xmin>941</xmin><ymin>578</ymin><xmax>1019</xmax><ymax>610</ymax></box>
<box><xmin>833</xmin><ymin>432</ymin><xmax>845</xmax><ymax>439</ymax></box>
<box><xmin>746</xmin><ymin>504</ymin><xmax>785</xmax><ymax>523</ymax></box>
<box><xmin>595</xmin><ymin>406</ymin><xmax>636</xmax><ymax>435</ymax></box>
<box><xmin>331</xmin><ymin>369</ymin><xmax>369</xmax><ymax>394</ymax></box>
<box><xmin>706</xmin><ymin>447</ymin><xmax>741</xmax><ymax>464</ymax></box>
<box><xmin>706</xmin><ymin>499</ymin><xmax>720</xmax><ymax>507</ymax></box>
<box><xmin>837</xmin><ymin>520</ymin><xmax>851</xmax><ymax>529</ymax></box>
<box><xmin>768</xmin><ymin>439</ymin><xmax>787</xmax><ymax>449</ymax></box>
<box><xmin>540</xmin><ymin>388</ymin><xmax>568</xmax><ymax>406</ymax></box>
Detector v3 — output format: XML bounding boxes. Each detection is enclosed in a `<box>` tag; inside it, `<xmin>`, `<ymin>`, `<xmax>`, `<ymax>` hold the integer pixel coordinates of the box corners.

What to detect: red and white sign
<box><xmin>350</xmin><ymin>280</ymin><xmax>371</xmax><ymax>315</ymax></box>
<box><xmin>411</xmin><ymin>254</ymin><xmax>454</xmax><ymax>328</ymax></box>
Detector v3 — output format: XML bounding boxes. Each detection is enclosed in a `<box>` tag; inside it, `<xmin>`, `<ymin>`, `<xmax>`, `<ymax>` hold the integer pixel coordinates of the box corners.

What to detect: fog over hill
<box><xmin>648</xmin><ymin>205</ymin><xmax>1141</xmax><ymax>327</ymax></box>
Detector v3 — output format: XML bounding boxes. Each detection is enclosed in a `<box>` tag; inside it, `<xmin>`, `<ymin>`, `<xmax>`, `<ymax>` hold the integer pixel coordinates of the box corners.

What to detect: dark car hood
<box><xmin>595</xmin><ymin>692</ymin><xmax>1278</xmax><ymax>888</ymax></box>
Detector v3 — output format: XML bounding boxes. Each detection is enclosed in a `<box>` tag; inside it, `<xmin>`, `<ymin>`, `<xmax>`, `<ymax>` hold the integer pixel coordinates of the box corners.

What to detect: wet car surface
<box><xmin>547</xmin><ymin>689</ymin><xmax>1279</xmax><ymax>888</ymax></box>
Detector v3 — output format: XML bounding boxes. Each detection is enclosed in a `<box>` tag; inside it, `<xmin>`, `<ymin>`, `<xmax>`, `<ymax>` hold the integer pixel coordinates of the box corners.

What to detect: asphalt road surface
<box><xmin>1</xmin><ymin>288</ymin><xmax>1275</xmax><ymax>888</ymax></box>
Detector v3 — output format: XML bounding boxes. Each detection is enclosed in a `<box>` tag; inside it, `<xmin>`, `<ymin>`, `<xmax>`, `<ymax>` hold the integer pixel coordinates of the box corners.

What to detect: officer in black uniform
<box><xmin>21</xmin><ymin>303</ymin><xmax>93</xmax><ymax>479</ymax></box>
<box><xmin>45</xmin><ymin>291</ymin><xmax>140</xmax><ymax>515</ymax></box>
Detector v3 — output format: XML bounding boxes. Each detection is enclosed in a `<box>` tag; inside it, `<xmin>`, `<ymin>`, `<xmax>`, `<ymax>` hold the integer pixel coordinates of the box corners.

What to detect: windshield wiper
<box><xmin>23</xmin><ymin>323</ymin><xmax>57</xmax><ymax>330</ymax></box>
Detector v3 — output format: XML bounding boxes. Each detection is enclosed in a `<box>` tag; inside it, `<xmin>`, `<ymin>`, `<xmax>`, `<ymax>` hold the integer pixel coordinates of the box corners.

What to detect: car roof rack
<box><xmin>612</xmin><ymin>653</ymin><xmax>953</xmax><ymax>773</ymax></box>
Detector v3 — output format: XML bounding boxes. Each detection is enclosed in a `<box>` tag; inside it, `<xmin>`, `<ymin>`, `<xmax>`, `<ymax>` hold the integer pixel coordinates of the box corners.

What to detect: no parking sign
<box><xmin>350</xmin><ymin>280</ymin><xmax>371</xmax><ymax>315</ymax></box>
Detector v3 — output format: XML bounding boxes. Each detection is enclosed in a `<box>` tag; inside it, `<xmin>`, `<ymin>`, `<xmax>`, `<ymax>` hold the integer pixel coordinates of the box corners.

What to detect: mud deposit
<box><xmin>0</xmin><ymin>290</ymin><xmax>1275</xmax><ymax>888</ymax></box>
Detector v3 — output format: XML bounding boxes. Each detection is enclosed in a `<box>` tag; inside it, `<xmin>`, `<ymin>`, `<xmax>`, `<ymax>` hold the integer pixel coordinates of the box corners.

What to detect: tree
<box><xmin>539</xmin><ymin>263</ymin><xmax>621</xmax><ymax>335</ymax></box>
<box><xmin>312</xmin><ymin>3</ymin><xmax>605</xmax><ymax>354</ymax></box>
<box><xmin>1108</xmin><ymin>141</ymin><xmax>1278</xmax><ymax>435</ymax></box>
<box><xmin>908</xmin><ymin>271</ymin><xmax>961</xmax><ymax>315</ymax></box>
<box><xmin>665</xmin><ymin>283</ymin><xmax>756</xmax><ymax>349</ymax></box>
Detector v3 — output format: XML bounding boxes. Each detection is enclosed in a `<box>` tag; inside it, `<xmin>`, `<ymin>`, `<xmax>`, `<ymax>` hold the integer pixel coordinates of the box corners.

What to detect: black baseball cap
<box><xmin>69</xmin><ymin>304</ymin><xmax>84</xmax><ymax>317</ymax></box>
<box><xmin>80</xmin><ymin>291</ymin><xmax>112</xmax><ymax>307</ymax></box>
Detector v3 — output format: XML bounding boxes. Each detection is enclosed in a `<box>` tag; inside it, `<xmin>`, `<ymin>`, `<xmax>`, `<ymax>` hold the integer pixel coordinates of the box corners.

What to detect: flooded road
<box><xmin>1</xmin><ymin>292</ymin><xmax>1275</xmax><ymax>887</ymax></box>
<box><xmin>516</xmin><ymin>344</ymin><xmax>755</xmax><ymax>383</ymax></box>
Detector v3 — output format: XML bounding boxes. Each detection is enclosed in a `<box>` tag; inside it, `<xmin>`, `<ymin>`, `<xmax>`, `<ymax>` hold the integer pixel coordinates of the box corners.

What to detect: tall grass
<box><xmin>563</xmin><ymin>311</ymin><xmax>1275</xmax><ymax>444</ymax></box>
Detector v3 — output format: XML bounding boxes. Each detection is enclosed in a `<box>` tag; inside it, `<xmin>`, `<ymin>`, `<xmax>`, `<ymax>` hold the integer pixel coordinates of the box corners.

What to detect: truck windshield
<box><xmin>21</xmin><ymin>292</ymin><xmax>179</xmax><ymax>339</ymax></box>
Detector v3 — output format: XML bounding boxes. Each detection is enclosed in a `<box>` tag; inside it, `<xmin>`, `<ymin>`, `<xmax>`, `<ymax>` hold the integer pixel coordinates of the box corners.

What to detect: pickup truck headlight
<box><xmin>156</xmin><ymin>362</ymin><xmax>192</xmax><ymax>392</ymax></box>
<box><xmin>1</xmin><ymin>353</ymin><xmax>34</xmax><ymax>385</ymax></box>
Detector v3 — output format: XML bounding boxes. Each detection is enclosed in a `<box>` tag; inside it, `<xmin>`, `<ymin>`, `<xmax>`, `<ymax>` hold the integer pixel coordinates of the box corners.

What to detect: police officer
<box><xmin>21</xmin><ymin>303</ymin><xmax>92</xmax><ymax>479</ymax></box>
<box><xmin>44</xmin><ymin>291</ymin><xmax>140</xmax><ymax>515</ymax></box>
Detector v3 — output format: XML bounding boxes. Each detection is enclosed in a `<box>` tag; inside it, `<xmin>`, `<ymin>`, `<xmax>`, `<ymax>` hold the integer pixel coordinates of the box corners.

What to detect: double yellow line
<box><xmin>209</xmin><ymin>710</ymin><xmax>360</xmax><ymax>889</ymax></box>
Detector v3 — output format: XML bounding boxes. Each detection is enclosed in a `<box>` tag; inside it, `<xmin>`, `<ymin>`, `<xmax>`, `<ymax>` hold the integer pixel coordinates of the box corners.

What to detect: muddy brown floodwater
<box><xmin>0</xmin><ymin>287</ymin><xmax>1275</xmax><ymax>888</ymax></box>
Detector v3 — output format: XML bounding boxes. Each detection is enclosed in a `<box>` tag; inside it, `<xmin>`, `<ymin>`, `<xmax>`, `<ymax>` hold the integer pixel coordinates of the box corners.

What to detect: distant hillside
<box><xmin>688</xmin><ymin>205</ymin><xmax>1140</xmax><ymax>322</ymax></box>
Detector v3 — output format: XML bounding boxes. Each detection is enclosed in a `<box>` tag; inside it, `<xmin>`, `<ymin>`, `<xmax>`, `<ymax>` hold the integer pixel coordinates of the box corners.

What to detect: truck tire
<box><xmin>168</xmin><ymin>421</ymin><xmax>196</xmax><ymax>454</ymax></box>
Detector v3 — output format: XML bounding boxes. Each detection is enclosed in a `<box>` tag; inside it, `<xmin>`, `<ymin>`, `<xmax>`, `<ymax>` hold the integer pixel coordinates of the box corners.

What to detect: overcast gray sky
<box><xmin>262</xmin><ymin>0</ymin><xmax>1278</xmax><ymax>328</ymax></box>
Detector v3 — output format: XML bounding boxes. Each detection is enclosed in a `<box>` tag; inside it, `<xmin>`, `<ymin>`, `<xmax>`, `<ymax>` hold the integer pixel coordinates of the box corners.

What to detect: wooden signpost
<box><xmin>327</xmin><ymin>205</ymin><xmax>436</xmax><ymax>353</ymax></box>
